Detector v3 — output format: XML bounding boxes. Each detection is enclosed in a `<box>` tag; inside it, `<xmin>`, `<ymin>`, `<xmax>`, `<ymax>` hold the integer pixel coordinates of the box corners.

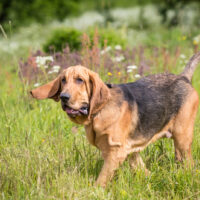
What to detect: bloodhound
<box><xmin>31</xmin><ymin>52</ymin><xmax>200</xmax><ymax>187</ymax></box>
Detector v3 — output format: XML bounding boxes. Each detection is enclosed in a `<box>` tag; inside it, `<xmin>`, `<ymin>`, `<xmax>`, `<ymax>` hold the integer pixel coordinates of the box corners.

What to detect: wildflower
<box><xmin>114</xmin><ymin>55</ymin><xmax>125</xmax><ymax>62</ymax></box>
<box><xmin>193</xmin><ymin>40</ymin><xmax>198</xmax><ymax>45</ymax></box>
<box><xmin>180</xmin><ymin>54</ymin><xmax>186</xmax><ymax>59</ymax></box>
<box><xmin>135</xmin><ymin>74</ymin><xmax>141</xmax><ymax>78</ymax></box>
<box><xmin>52</xmin><ymin>65</ymin><xmax>61</xmax><ymax>73</ymax></box>
<box><xmin>127</xmin><ymin>65</ymin><xmax>137</xmax><ymax>69</ymax></box>
<box><xmin>35</xmin><ymin>56</ymin><xmax>45</xmax><ymax>66</ymax></box>
<box><xmin>52</xmin><ymin>65</ymin><xmax>61</xmax><ymax>70</ymax></box>
<box><xmin>48</xmin><ymin>65</ymin><xmax>61</xmax><ymax>74</ymax></box>
<box><xmin>34</xmin><ymin>83</ymin><xmax>40</xmax><ymax>87</ymax></box>
<box><xmin>105</xmin><ymin>46</ymin><xmax>112</xmax><ymax>52</ymax></box>
<box><xmin>115</xmin><ymin>45</ymin><xmax>122</xmax><ymax>50</ymax></box>
<box><xmin>182</xmin><ymin>36</ymin><xmax>187</xmax><ymax>40</ymax></box>
<box><xmin>107</xmin><ymin>72</ymin><xmax>112</xmax><ymax>76</ymax></box>
<box><xmin>127</xmin><ymin>65</ymin><xmax>137</xmax><ymax>71</ymax></box>
<box><xmin>42</xmin><ymin>139</ymin><xmax>45</xmax><ymax>143</ymax></box>
<box><xmin>127</xmin><ymin>65</ymin><xmax>137</xmax><ymax>73</ymax></box>
<box><xmin>100</xmin><ymin>46</ymin><xmax>112</xmax><ymax>55</ymax></box>
<box><xmin>53</xmin><ymin>69</ymin><xmax>59</xmax><ymax>73</ymax></box>
<box><xmin>35</xmin><ymin>56</ymin><xmax>53</xmax><ymax>68</ymax></box>
<box><xmin>100</xmin><ymin>50</ymin><xmax>105</xmax><ymax>55</ymax></box>
<box><xmin>120</xmin><ymin>189</ymin><xmax>127</xmax><ymax>197</ymax></box>
<box><xmin>48</xmin><ymin>71</ymin><xmax>53</xmax><ymax>74</ymax></box>
<box><xmin>127</xmin><ymin>69</ymin><xmax>133</xmax><ymax>73</ymax></box>
<box><xmin>48</xmin><ymin>70</ymin><xmax>59</xmax><ymax>74</ymax></box>
<box><xmin>193</xmin><ymin>35</ymin><xmax>200</xmax><ymax>45</ymax></box>
<box><xmin>46</xmin><ymin>56</ymin><xmax>53</xmax><ymax>62</ymax></box>
<box><xmin>117</xmin><ymin>72</ymin><xmax>121</xmax><ymax>76</ymax></box>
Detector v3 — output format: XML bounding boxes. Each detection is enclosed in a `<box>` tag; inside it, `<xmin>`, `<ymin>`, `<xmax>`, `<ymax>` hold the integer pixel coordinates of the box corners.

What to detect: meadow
<box><xmin>0</xmin><ymin>9</ymin><xmax>200</xmax><ymax>199</ymax></box>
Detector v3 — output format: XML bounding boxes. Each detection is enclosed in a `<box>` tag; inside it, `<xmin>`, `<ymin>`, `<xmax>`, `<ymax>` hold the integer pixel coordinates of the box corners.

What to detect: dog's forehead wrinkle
<box><xmin>65</xmin><ymin>66</ymin><xmax>89</xmax><ymax>81</ymax></box>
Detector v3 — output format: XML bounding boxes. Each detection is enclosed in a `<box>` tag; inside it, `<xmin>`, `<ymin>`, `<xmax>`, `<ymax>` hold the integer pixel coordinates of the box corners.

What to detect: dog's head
<box><xmin>31</xmin><ymin>65</ymin><xmax>111</xmax><ymax>124</ymax></box>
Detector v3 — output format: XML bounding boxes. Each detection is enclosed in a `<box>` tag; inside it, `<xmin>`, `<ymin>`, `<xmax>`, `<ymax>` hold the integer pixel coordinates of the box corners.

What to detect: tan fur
<box><xmin>31</xmin><ymin>76</ymin><xmax>61</xmax><ymax>101</ymax></box>
<box><xmin>172</xmin><ymin>90</ymin><xmax>199</xmax><ymax>164</ymax></box>
<box><xmin>31</xmin><ymin>65</ymin><xmax>199</xmax><ymax>187</ymax></box>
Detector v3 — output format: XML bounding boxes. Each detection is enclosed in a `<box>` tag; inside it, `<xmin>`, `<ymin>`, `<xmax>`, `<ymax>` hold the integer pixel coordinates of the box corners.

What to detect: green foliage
<box><xmin>43</xmin><ymin>28</ymin><xmax>127</xmax><ymax>53</ymax></box>
<box><xmin>1</xmin><ymin>0</ymin><xmax>200</xmax><ymax>31</ymax></box>
<box><xmin>0</xmin><ymin>0</ymin><xmax>81</xmax><ymax>29</ymax></box>
<box><xmin>43</xmin><ymin>28</ymin><xmax>82</xmax><ymax>53</ymax></box>
<box><xmin>89</xmin><ymin>28</ymin><xmax>127</xmax><ymax>48</ymax></box>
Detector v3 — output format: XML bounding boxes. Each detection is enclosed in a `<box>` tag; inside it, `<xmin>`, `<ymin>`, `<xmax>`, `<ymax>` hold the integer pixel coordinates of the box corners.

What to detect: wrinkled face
<box><xmin>31</xmin><ymin>65</ymin><xmax>110</xmax><ymax>124</ymax></box>
<box><xmin>60</xmin><ymin>66</ymin><xmax>91</xmax><ymax>118</ymax></box>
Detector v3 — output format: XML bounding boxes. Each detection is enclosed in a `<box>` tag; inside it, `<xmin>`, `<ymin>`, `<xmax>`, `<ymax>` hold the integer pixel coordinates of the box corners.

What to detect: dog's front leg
<box><xmin>95</xmin><ymin>148</ymin><xmax>127</xmax><ymax>187</ymax></box>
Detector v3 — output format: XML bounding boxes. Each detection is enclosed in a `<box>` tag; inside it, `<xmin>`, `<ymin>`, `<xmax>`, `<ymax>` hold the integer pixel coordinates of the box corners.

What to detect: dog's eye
<box><xmin>76</xmin><ymin>78</ymin><xmax>83</xmax><ymax>84</ymax></box>
<box><xmin>62</xmin><ymin>77</ymin><xmax>66</xmax><ymax>84</ymax></box>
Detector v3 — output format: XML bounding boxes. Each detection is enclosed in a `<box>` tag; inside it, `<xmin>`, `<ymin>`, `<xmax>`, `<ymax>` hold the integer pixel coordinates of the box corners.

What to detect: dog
<box><xmin>31</xmin><ymin>52</ymin><xmax>200</xmax><ymax>187</ymax></box>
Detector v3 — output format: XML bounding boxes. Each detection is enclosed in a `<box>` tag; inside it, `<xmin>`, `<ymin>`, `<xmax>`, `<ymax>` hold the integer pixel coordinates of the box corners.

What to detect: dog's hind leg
<box><xmin>129</xmin><ymin>153</ymin><xmax>150</xmax><ymax>175</ymax></box>
<box><xmin>172</xmin><ymin>90</ymin><xmax>199</xmax><ymax>165</ymax></box>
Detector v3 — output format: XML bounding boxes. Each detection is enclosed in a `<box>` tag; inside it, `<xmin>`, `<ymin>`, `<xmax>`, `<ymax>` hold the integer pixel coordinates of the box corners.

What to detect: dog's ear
<box><xmin>30</xmin><ymin>76</ymin><xmax>61</xmax><ymax>102</ymax></box>
<box><xmin>88</xmin><ymin>71</ymin><xmax>111</xmax><ymax>117</ymax></box>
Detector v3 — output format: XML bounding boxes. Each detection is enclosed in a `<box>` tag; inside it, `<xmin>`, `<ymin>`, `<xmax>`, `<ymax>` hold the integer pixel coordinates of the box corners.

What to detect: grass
<box><xmin>0</xmin><ymin>26</ymin><xmax>200</xmax><ymax>199</ymax></box>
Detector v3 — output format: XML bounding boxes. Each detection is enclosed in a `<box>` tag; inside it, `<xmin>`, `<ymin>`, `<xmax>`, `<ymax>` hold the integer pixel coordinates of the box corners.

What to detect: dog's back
<box><xmin>116</xmin><ymin>73</ymin><xmax>192</xmax><ymax>139</ymax></box>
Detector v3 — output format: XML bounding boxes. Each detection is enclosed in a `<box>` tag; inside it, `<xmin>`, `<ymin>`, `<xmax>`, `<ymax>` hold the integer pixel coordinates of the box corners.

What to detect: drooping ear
<box><xmin>88</xmin><ymin>71</ymin><xmax>111</xmax><ymax>117</ymax></box>
<box><xmin>30</xmin><ymin>76</ymin><xmax>61</xmax><ymax>102</ymax></box>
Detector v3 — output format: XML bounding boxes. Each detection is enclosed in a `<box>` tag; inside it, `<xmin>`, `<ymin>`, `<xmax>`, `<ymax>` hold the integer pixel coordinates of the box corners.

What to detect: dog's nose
<box><xmin>60</xmin><ymin>93</ymin><xmax>71</xmax><ymax>102</ymax></box>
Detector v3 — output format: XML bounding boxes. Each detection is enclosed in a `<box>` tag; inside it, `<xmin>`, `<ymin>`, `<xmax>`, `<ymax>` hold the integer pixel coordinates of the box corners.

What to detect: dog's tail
<box><xmin>181</xmin><ymin>51</ymin><xmax>200</xmax><ymax>81</ymax></box>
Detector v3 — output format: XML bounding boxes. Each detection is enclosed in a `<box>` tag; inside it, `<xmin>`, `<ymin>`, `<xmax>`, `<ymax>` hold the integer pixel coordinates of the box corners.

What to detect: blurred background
<box><xmin>1</xmin><ymin>0</ymin><xmax>200</xmax><ymax>29</ymax></box>
<box><xmin>0</xmin><ymin>0</ymin><xmax>200</xmax><ymax>83</ymax></box>
<box><xmin>1</xmin><ymin>0</ymin><xmax>200</xmax><ymax>50</ymax></box>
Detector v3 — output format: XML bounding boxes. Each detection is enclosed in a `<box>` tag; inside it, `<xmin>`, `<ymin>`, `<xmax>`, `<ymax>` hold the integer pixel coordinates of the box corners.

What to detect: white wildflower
<box><xmin>52</xmin><ymin>65</ymin><xmax>61</xmax><ymax>71</ymax></box>
<box><xmin>100</xmin><ymin>46</ymin><xmax>112</xmax><ymax>55</ymax></box>
<box><xmin>114</xmin><ymin>55</ymin><xmax>125</xmax><ymax>62</ymax></box>
<box><xmin>180</xmin><ymin>54</ymin><xmax>186</xmax><ymax>59</ymax></box>
<box><xmin>35</xmin><ymin>56</ymin><xmax>53</xmax><ymax>68</ymax></box>
<box><xmin>48</xmin><ymin>70</ymin><xmax>59</xmax><ymax>74</ymax></box>
<box><xmin>34</xmin><ymin>83</ymin><xmax>40</xmax><ymax>87</ymax></box>
<box><xmin>45</xmin><ymin>56</ymin><xmax>53</xmax><ymax>62</ymax></box>
<box><xmin>135</xmin><ymin>74</ymin><xmax>141</xmax><ymax>78</ymax></box>
<box><xmin>127</xmin><ymin>69</ymin><xmax>133</xmax><ymax>73</ymax></box>
<box><xmin>53</xmin><ymin>69</ymin><xmax>59</xmax><ymax>73</ymax></box>
<box><xmin>48</xmin><ymin>66</ymin><xmax>60</xmax><ymax>74</ymax></box>
<box><xmin>105</xmin><ymin>46</ymin><xmax>112</xmax><ymax>52</ymax></box>
<box><xmin>36</xmin><ymin>56</ymin><xmax>45</xmax><ymax>67</ymax></box>
<box><xmin>100</xmin><ymin>50</ymin><xmax>105</xmax><ymax>55</ymax></box>
<box><xmin>48</xmin><ymin>71</ymin><xmax>53</xmax><ymax>74</ymax></box>
<box><xmin>115</xmin><ymin>45</ymin><xmax>122</xmax><ymax>50</ymax></box>
<box><xmin>127</xmin><ymin>65</ymin><xmax>137</xmax><ymax>70</ymax></box>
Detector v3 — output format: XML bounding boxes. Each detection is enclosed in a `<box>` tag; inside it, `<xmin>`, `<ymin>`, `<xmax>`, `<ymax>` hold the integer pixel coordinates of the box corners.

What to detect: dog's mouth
<box><xmin>62</xmin><ymin>105</ymin><xmax>89</xmax><ymax>117</ymax></box>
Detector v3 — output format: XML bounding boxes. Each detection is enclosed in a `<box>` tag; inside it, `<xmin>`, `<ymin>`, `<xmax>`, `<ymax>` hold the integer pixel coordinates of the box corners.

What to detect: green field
<box><xmin>0</xmin><ymin>21</ymin><xmax>200</xmax><ymax>200</ymax></box>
